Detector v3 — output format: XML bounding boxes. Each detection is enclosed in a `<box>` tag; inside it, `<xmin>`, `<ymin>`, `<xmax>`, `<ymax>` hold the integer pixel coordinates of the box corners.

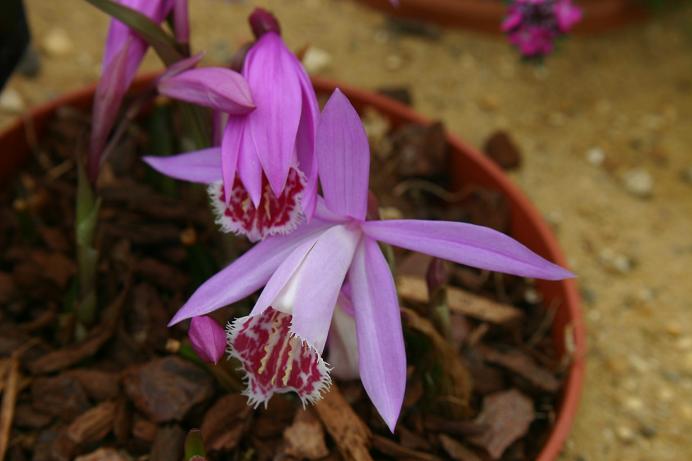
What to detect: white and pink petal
<box><xmin>207</xmin><ymin>166</ymin><xmax>306</xmax><ymax>242</ymax></box>
<box><xmin>228</xmin><ymin>307</ymin><xmax>331</xmax><ymax>407</ymax></box>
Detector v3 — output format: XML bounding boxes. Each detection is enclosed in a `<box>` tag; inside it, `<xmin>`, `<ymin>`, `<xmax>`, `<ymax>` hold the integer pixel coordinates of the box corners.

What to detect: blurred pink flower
<box><xmin>503</xmin><ymin>0</ymin><xmax>582</xmax><ymax>58</ymax></box>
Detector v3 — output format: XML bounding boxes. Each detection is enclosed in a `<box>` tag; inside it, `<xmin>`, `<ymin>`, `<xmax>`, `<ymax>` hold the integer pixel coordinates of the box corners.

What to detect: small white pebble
<box><xmin>616</xmin><ymin>426</ymin><xmax>636</xmax><ymax>443</ymax></box>
<box><xmin>658</xmin><ymin>386</ymin><xmax>674</xmax><ymax>402</ymax></box>
<box><xmin>676</xmin><ymin>337</ymin><xmax>692</xmax><ymax>351</ymax></box>
<box><xmin>0</xmin><ymin>88</ymin><xmax>25</xmax><ymax>113</ymax></box>
<box><xmin>385</xmin><ymin>54</ymin><xmax>404</xmax><ymax>71</ymax></box>
<box><xmin>302</xmin><ymin>47</ymin><xmax>332</xmax><ymax>74</ymax></box>
<box><xmin>42</xmin><ymin>28</ymin><xmax>74</xmax><ymax>57</ymax></box>
<box><xmin>624</xmin><ymin>397</ymin><xmax>644</xmax><ymax>412</ymax></box>
<box><xmin>586</xmin><ymin>147</ymin><xmax>605</xmax><ymax>166</ymax></box>
<box><xmin>621</xmin><ymin>168</ymin><xmax>653</xmax><ymax>199</ymax></box>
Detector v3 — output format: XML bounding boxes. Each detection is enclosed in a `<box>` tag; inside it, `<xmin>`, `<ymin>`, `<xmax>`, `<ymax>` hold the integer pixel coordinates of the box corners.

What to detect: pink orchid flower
<box><xmin>503</xmin><ymin>0</ymin><xmax>582</xmax><ymax>58</ymax></box>
<box><xmin>89</xmin><ymin>0</ymin><xmax>190</xmax><ymax>181</ymax></box>
<box><xmin>145</xmin><ymin>8</ymin><xmax>319</xmax><ymax>242</ymax></box>
<box><xmin>167</xmin><ymin>90</ymin><xmax>573</xmax><ymax>431</ymax></box>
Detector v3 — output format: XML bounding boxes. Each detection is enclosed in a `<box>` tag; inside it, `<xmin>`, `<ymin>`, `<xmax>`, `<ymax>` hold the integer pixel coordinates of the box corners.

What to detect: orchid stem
<box><xmin>431</xmin><ymin>292</ymin><xmax>452</xmax><ymax>342</ymax></box>
<box><xmin>75</xmin><ymin>163</ymin><xmax>101</xmax><ymax>326</ymax></box>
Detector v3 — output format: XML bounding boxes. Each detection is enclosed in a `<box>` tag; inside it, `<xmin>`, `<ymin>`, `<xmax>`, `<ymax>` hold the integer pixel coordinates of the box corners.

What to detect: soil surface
<box><xmin>1</xmin><ymin>1</ymin><xmax>691</xmax><ymax>460</ymax></box>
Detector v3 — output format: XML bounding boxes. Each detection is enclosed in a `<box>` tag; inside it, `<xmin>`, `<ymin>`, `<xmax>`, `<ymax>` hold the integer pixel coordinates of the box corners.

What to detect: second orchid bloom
<box><xmin>146</xmin><ymin>9</ymin><xmax>319</xmax><ymax>242</ymax></box>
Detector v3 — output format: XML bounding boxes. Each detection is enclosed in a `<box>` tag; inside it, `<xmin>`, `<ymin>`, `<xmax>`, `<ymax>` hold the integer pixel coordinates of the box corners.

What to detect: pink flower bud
<box><xmin>426</xmin><ymin>257</ymin><xmax>449</xmax><ymax>296</ymax></box>
<box><xmin>173</xmin><ymin>0</ymin><xmax>190</xmax><ymax>45</ymax></box>
<box><xmin>248</xmin><ymin>8</ymin><xmax>281</xmax><ymax>38</ymax></box>
<box><xmin>188</xmin><ymin>316</ymin><xmax>226</xmax><ymax>364</ymax></box>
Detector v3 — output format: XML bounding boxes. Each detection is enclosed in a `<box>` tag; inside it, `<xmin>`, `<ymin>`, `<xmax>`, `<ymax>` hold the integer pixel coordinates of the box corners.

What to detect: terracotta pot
<box><xmin>355</xmin><ymin>0</ymin><xmax>647</xmax><ymax>34</ymax></box>
<box><xmin>0</xmin><ymin>74</ymin><xmax>586</xmax><ymax>460</ymax></box>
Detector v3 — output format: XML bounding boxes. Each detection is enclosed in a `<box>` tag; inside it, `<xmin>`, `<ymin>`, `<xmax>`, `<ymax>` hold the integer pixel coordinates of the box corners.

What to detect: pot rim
<box><xmin>354</xmin><ymin>0</ymin><xmax>648</xmax><ymax>35</ymax></box>
<box><xmin>0</xmin><ymin>72</ymin><xmax>586</xmax><ymax>461</ymax></box>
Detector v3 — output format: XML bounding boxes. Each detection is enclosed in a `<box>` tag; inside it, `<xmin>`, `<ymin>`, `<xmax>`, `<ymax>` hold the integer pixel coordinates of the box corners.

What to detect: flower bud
<box><xmin>188</xmin><ymin>316</ymin><xmax>226</xmax><ymax>364</ymax></box>
<box><xmin>249</xmin><ymin>8</ymin><xmax>281</xmax><ymax>38</ymax></box>
<box><xmin>426</xmin><ymin>257</ymin><xmax>449</xmax><ymax>296</ymax></box>
<box><xmin>173</xmin><ymin>0</ymin><xmax>190</xmax><ymax>45</ymax></box>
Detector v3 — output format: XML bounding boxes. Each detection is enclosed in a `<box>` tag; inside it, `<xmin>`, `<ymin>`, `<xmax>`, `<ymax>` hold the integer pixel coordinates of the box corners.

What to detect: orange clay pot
<box><xmin>0</xmin><ymin>74</ymin><xmax>586</xmax><ymax>461</ymax></box>
<box><xmin>355</xmin><ymin>0</ymin><xmax>647</xmax><ymax>34</ymax></box>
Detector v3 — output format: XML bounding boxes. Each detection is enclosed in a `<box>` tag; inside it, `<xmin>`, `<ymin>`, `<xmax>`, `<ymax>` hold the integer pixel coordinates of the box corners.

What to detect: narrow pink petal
<box><xmin>295</xmin><ymin>65</ymin><xmax>320</xmax><ymax>220</ymax></box>
<box><xmin>143</xmin><ymin>148</ymin><xmax>221</xmax><ymax>184</ymax></box>
<box><xmin>102</xmin><ymin>0</ymin><xmax>171</xmax><ymax>73</ymax></box>
<box><xmin>173</xmin><ymin>0</ymin><xmax>190</xmax><ymax>44</ymax></box>
<box><xmin>158</xmin><ymin>52</ymin><xmax>205</xmax><ymax>80</ymax></box>
<box><xmin>348</xmin><ymin>237</ymin><xmax>406</xmax><ymax>432</ymax></box>
<box><xmin>92</xmin><ymin>0</ymin><xmax>175</xmax><ymax>179</ymax></box>
<box><xmin>189</xmin><ymin>315</ymin><xmax>226</xmax><ymax>364</ymax></box>
<box><xmin>244</xmin><ymin>33</ymin><xmax>302</xmax><ymax>197</ymax></box>
<box><xmin>314</xmin><ymin>197</ymin><xmax>350</xmax><ymax>224</ymax></box>
<box><xmin>221</xmin><ymin>118</ymin><xmax>243</xmax><ymax>203</ymax></box>
<box><xmin>253</xmin><ymin>224</ymin><xmax>360</xmax><ymax>353</ymax></box>
<box><xmin>168</xmin><ymin>219</ymin><xmax>331</xmax><ymax>325</ymax></box>
<box><xmin>237</xmin><ymin>132</ymin><xmax>263</xmax><ymax>207</ymax></box>
<box><xmin>89</xmin><ymin>40</ymin><xmax>133</xmax><ymax>180</ymax></box>
<box><xmin>316</xmin><ymin>89</ymin><xmax>370</xmax><ymax>220</ymax></box>
<box><xmin>362</xmin><ymin>220</ymin><xmax>574</xmax><ymax>280</ymax></box>
<box><xmin>158</xmin><ymin>67</ymin><xmax>255</xmax><ymax>114</ymax></box>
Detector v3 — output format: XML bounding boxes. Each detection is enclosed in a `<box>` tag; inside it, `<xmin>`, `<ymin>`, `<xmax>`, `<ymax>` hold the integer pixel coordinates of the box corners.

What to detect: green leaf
<box><xmin>76</xmin><ymin>163</ymin><xmax>101</xmax><ymax>247</ymax></box>
<box><xmin>184</xmin><ymin>429</ymin><xmax>207</xmax><ymax>460</ymax></box>
<box><xmin>85</xmin><ymin>0</ymin><xmax>183</xmax><ymax>65</ymax></box>
<box><xmin>76</xmin><ymin>163</ymin><xmax>100</xmax><ymax>325</ymax></box>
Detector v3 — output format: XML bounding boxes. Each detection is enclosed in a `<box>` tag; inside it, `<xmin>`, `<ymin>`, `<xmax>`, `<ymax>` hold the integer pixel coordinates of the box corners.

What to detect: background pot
<box><xmin>0</xmin><ymin>74</ymin><xmax>586</xmax><ymax>461</ymax></box>
<box><xmin>355</xmin><ymin>0</ymin><xmax>647</xmax><ymax>34</ymax></box>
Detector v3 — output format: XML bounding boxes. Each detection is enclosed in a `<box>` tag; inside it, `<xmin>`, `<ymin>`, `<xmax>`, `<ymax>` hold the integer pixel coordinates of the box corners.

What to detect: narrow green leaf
<box><xmin>85</xmin><ymin>0</ymin><xmax>183</xmax><ymax>65</ymax></box>
<box><xmin>184</xmin><ymin>429</ymin><xmax>207</xmax><ymax>460</ymax></box>
<box><xmin>76</xmin><ymin>162</ymin><xmax>100</xmax><ymax>325</ymax></box>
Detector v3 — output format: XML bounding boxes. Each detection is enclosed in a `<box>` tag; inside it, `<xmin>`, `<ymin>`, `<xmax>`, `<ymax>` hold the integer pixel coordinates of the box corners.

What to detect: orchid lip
<box><xmin>227</xmin><ymin>307</ymin><xmax>332</xmax><ymax>408</ymax></box>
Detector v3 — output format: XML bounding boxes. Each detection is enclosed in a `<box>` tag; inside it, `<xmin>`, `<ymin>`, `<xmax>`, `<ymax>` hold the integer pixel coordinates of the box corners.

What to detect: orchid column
<box><xmin>166</xmin><ymin>90</ymin><xmax>574</xmax><ymax>431</ymax></box>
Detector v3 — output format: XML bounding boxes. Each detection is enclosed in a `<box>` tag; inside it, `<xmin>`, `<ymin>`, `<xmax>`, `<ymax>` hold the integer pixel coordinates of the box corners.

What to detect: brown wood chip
<box><xmin>150</xmin><ymin>424</ymin><xmax>185</xmax><ymax>461</ymax></box>
<box><xmin>0</xmin><ymin>355</ymin><xmax>20</xmax><ymax>461</ymax></box>
<box><xmin>132</xmin><ymin>417</ymin><xmax>158</xmax><ymax>443</ymax></box>
<box><xmin>438</xmin><ymin>434</ymin><xmax>483</xmax><ymax>461</ymax></box>
<box><xmin>122</xmin><ymin>356</ymin><xmax>215</xmax><ymax>423</ymax></box>
<box><xmin>65</xmin><ymin>400</ymin><xmax>117</xmax><ymax>446</ymax></box>
<box><xmin>28</xmin><ymin>284</ymin><xmax>129</xmax><ymax>374</ymax></box>
<box><xmin>478</xmin><ymin>346</ymin><xmax>561</xmax><ymax>393</ymax></box>
<box><xmin>372</xmin><ymin>435</ymin><xmax>443</xmax><ymax>461</ymax></box>
<box><xmin>467</xmin><ymin>390</ymin><xmax>534</xmax><ymax>459</ymax></box>
<box><xmin>397</xmin><ymin>275</ymin><xmax>523</xmax><ymax>326</ymax></box>
<box><xmin>402</xmin><ymin>308</ymin><xmax>473</xmax><ymax>416</ymax></box>
<box><xmin>283</xmin><ymin>408</ymin><xmax>329</xmax><ymax>460</ymax></box>
<box><xmin>200</xmin><ymin>394</ymin><xmax>252</xmax><ymax>452</ymax></box>
<box><xmin>65</xmin><ymin>369</ymin><xmax>120</xmax><ymax>401</ymax></box>
<box><xmin>315</xmin><ymin>384</ymin><xmax>373</xmax><ymax>461</ymax></box>
<box><xmin>74</xmin><ymin>447</ymin><xmax>133</xmax><ymax>461</ymax></box>
<box><xmin>31</xmin><ymin>375</ymin><xmax>90</xmax><ymax>421</ymax></box>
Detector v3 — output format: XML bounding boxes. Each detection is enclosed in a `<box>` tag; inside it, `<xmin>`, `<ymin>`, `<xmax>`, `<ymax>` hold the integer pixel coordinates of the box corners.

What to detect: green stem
<box><xmin>75</xmin><ymin>163</ymin><xmax>101</xmax><ymax>326</ymax></box>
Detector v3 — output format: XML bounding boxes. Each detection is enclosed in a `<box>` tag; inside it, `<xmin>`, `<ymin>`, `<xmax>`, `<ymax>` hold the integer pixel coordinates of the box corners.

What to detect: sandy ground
<box><xmin>2</xmin><ymin>1</ymin><xmax>692</xmax><ymax>459</ymax></box>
